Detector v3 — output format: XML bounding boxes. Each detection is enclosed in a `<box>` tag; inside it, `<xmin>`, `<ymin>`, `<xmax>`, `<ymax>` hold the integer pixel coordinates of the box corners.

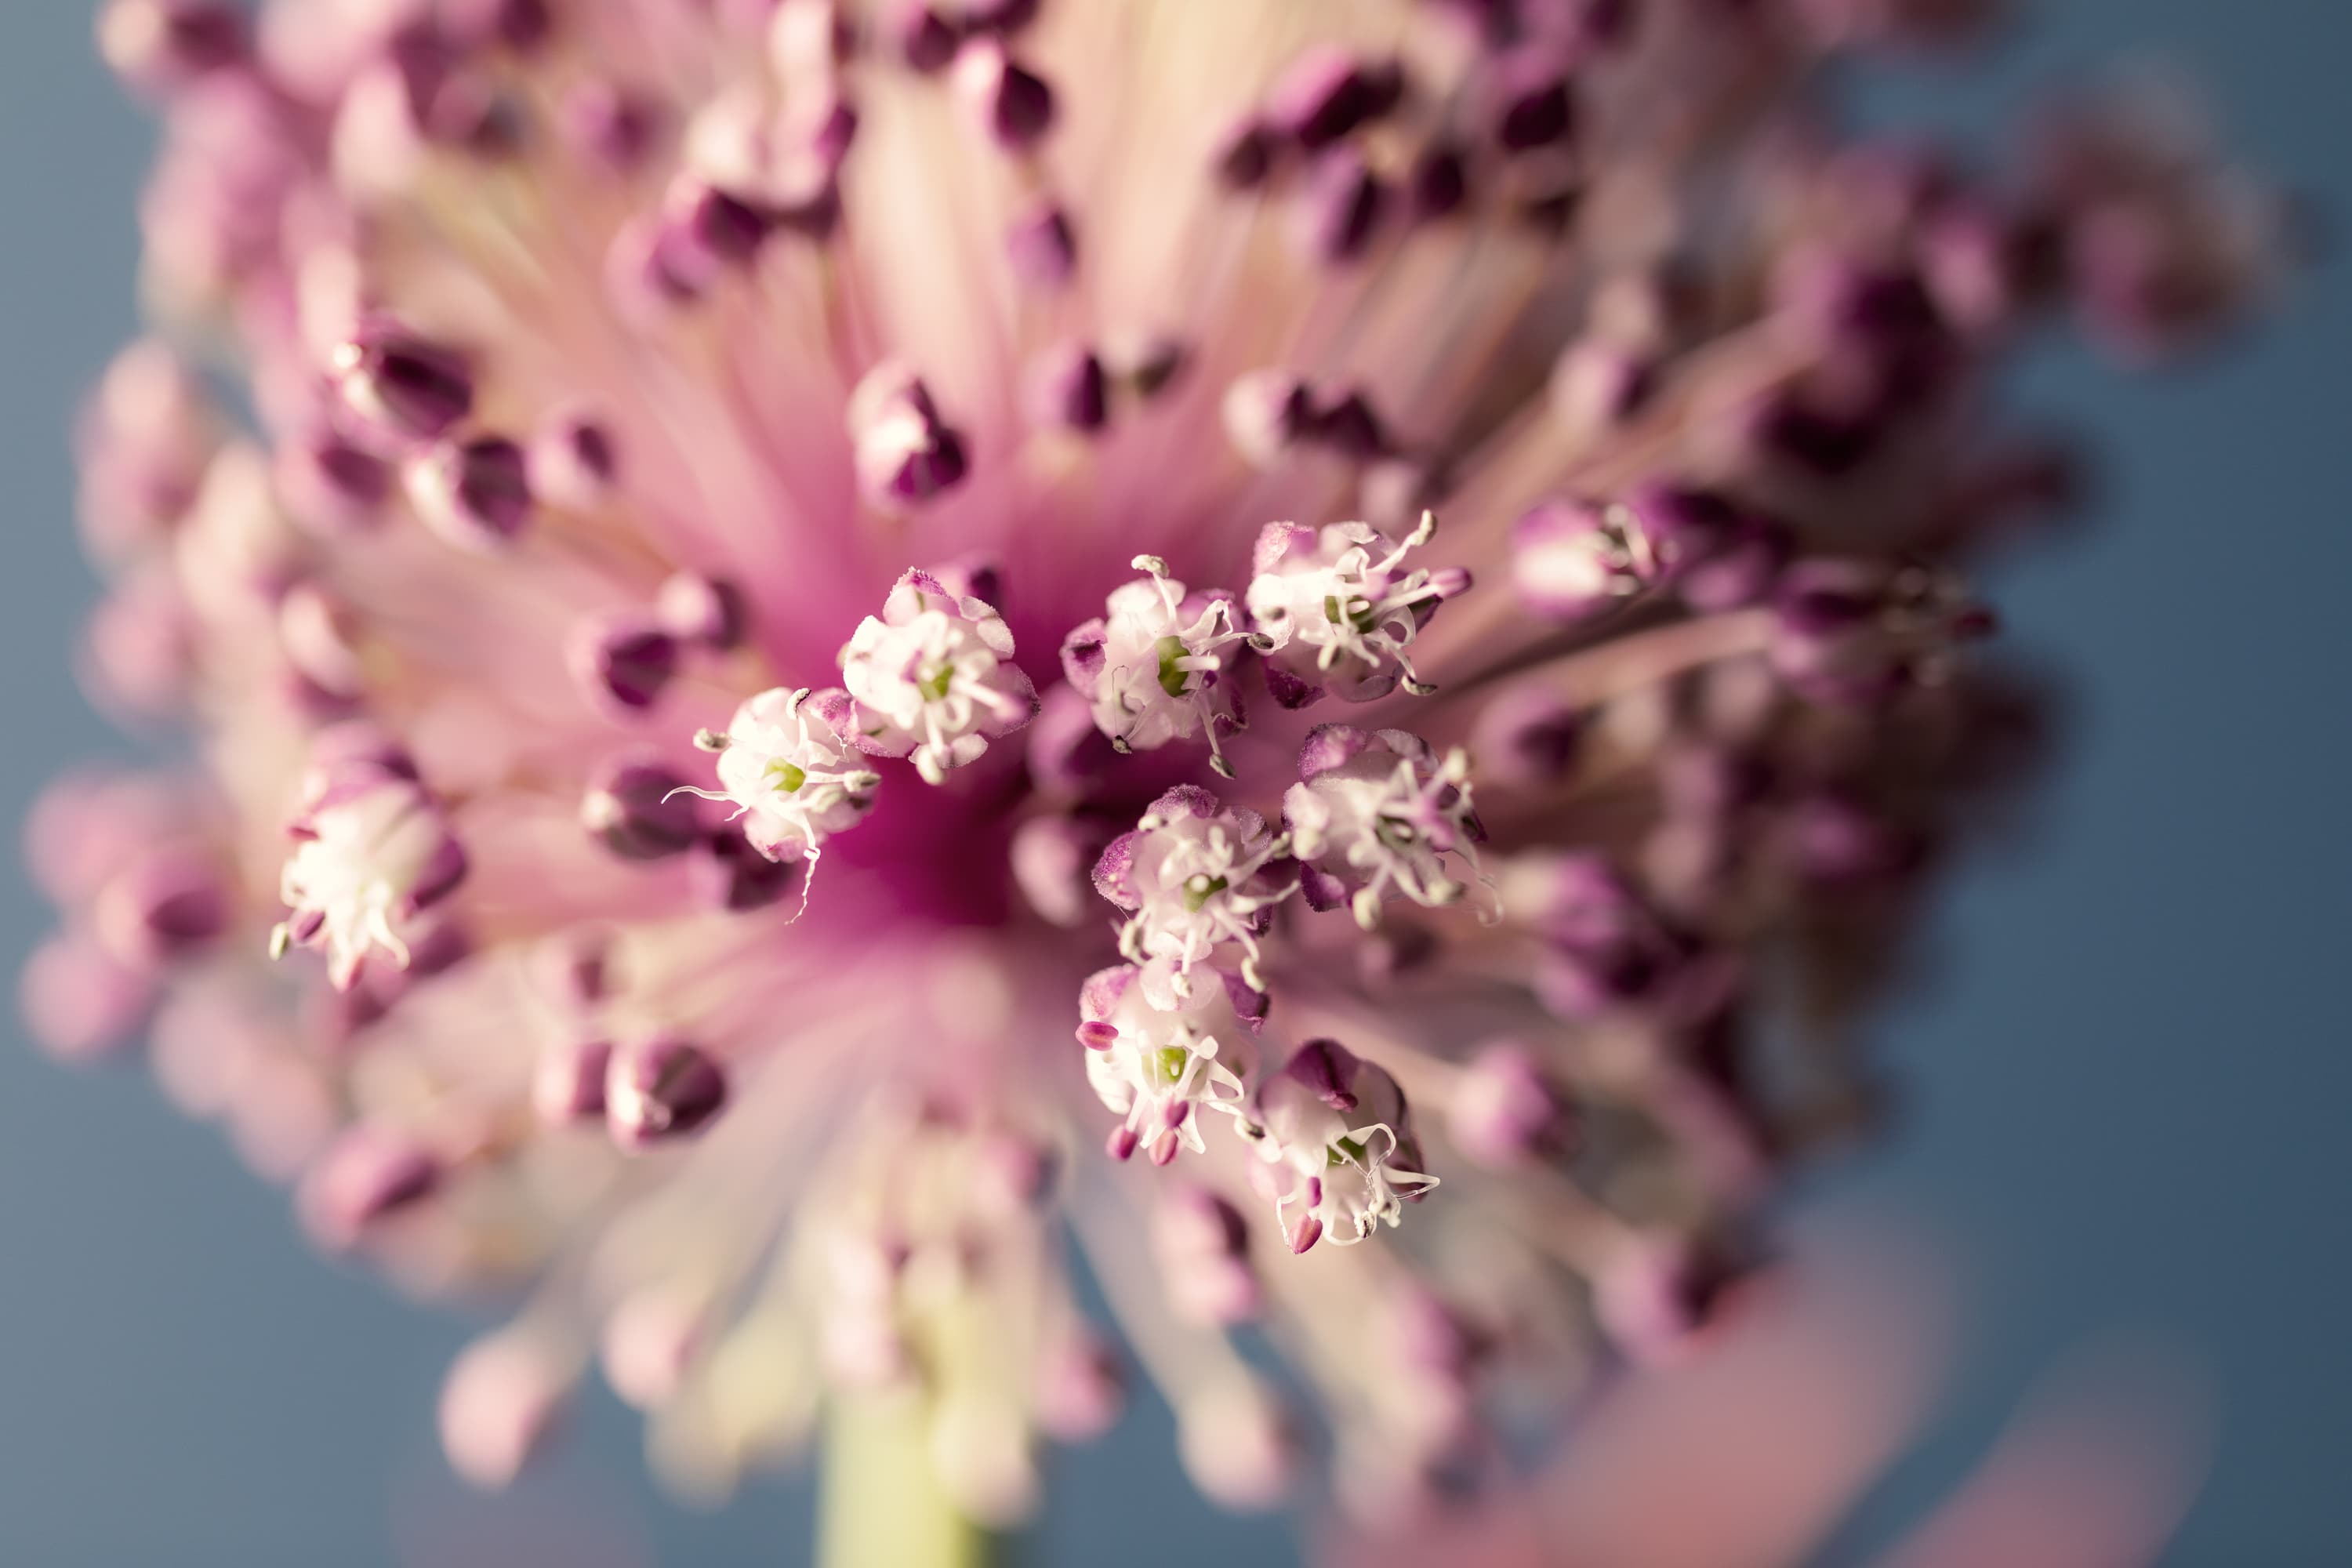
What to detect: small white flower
<box><xmin>1283</xmin><ymin>726</ymin><xmax>1491</xmax><ymax>929</ymax></box>
<box><xmin>839</xmin><ymin>569</ymin><xmax>1038</xmax><ymax>784</ymax></box>
<box><xmin>1059</xmin><ymin>556</ymin><xmax>1251</xmax><ymax>778</ymax></box>
<box><xmin>1093</xmin><ymin>786</ymin><xmax>1296</xmax><ymax>1000</ymax></box>
<box><xmin>271</xmin><ymin>763</ymin><xmax>465</xmax><ymax>992</ymax></box>
<box><xmin>1250</xmin><ymin>1038</ymin><xmax>1436</xmax><ymax>1252</ymax></box>
<box><xmin>684</xmin><ymin>686</ymin><xmax>880</xmax><ymax>863</ymax></box>
<box><xmin>1244</xmin><ymin>512</ymin><xmax>1467</xmax><ymax>708</ymax></box>
<box><xmin>1078</xmin><ymin>960</ymin><xmax>1265</xmax><ymax>1167</ymax></box>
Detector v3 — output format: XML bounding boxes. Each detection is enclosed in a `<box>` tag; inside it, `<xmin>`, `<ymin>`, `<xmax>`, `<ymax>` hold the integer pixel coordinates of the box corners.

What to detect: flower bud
<box><xmin>407</xmin><ymin>435</ymin><xmax>534</xmax><ymax>551</ymax></box>
<box><xmin>1448</xmin><ymin>1043</ymin><xmax>1574</xmax><ymax>1168</ymax></box>
<box><xmin>439</xmin><ymin>1330</ymin><xmax>573</xmax><ymax>1490</ymax></box>
<box><xmin>656</xmin><ymin>571</ymin><xmax>750</xmax><ymax>651</ymax></box>
<box><xmin>571</xmin><ymin>616</ymin><xmax>681</xmax><ymax>715</ymax></box>
<box><xmin>532</xmin><ymin>1037</ymin><xmax>613</xmax><ymax>1125</ymax></box>
<box><xmin>332</xmin><ymin>323</ymin><xmax>473</xmax><ymax>446</ymax></box>
<box><xmin>580</xmin><ymin>756</ymin><xmax>700</xmax><ymax>859</ymax></box>
<box><xmin>607</xmin><ymin>1036</ymin><xmax>729</xmax><ymax>1148</ymax></box>
<box><xmin>298</xmin><ymin>1123</ymin><xmax>439</xmax><ymax>1250</ymax></box>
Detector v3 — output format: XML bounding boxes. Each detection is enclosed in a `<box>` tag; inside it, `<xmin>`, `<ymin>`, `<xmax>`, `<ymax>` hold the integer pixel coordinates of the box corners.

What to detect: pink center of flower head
<box><xmin>44</xmin><ymin>0</ymin><xmax>2290</xmax><ymax>1533</ymax></box>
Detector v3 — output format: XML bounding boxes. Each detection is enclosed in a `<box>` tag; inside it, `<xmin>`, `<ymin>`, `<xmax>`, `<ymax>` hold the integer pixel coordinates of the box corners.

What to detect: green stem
<box><xmin>818</xmin><ymin>1396</ymin><xmax>1001</xmax><ymax>1568</ymax></box>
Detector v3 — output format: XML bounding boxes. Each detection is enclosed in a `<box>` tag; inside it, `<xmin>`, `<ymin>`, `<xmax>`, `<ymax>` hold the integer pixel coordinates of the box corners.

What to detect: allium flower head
<box><xmin>33</xmin><ymin>0</ymin><xmax>2288</xmax><ymax>1540</ymax></box>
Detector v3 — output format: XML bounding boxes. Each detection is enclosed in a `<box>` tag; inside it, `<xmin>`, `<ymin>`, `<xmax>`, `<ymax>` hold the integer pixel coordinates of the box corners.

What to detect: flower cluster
<box><xmin>36</xmin><ymin>0</ymin><xmax>2285</xmax><ymax>1538</ymax></box>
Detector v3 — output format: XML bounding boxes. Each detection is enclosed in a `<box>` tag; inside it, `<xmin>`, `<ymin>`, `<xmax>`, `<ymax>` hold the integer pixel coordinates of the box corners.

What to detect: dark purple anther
<box><xmin>1008</xmin><ymin>202</ymin><xmax>1078</xmax><ymax>290</ymax></box>
<box><xmin>666</xmin><ymin>179</ymin><xmax>771</xmax><ymax>269</ymax></box>
<box><xmin>1490</xmin><ymin>54</ymin><xmax>1575</xmax><ymax>152</ymax></box>
<box><xmin>1268</xmin><ymin>48</ymin><xmax>1404</xmax><ymax>151</ymax></box>
<box><xmin>580</xmin><ymin>756</ymin><xmax>700</xmax><ymax>859</ymax></box>
<box><xmin>655</xmin><ymin>572</ymin><xmax>749</xmax><ymax>651</ymax></box>
<box><xmin>1410</xmin><ymin>140</ymin><xmax>1471</xmax><ymax>220</ymax></box>
<box><xmin>410</xmin><ymin>435</ymin><xmax>533</xmax><ymax>550</ymax></box>
<box><xmin>278</xmin><ymin>436</ymin><xmax>392</xmax><ymax>536</ymax></box>
<box><xmin>332</xmin><ymin>324</ymin><xmax>474</xmax><ymax>446</ymax></box>
<box><xmin>1213</xmin><ymin>117</ymin><xmax>1279</xmax><ymax>191</ymax></box>
<box><xmin>607</xmin><ymin>1036</ymin><xmax>728</xmax><ymax>1149</ymax></box>
<box><xmin>690</xmin><ymin>829</ymin><xmax>802</xmax><ymax>912</ymax></box>
<box><xmin>1026</xmin><ymin>343</ymin><xmax>1110</xmax><ymax>434</ymax></box>
<box><xmin>958</xmin><ymin>43</ymin><xmax>1057</xmax><ymax>150</ymax></box>
<box><xmin>885</xmin><ymin>1</ymin><xmax>960</xmax><ymax>72</ymax></box>
<box><xmin>572</xmin><ymin>617</ymin><xmax>681</xmax><ymax>713</ymax></box>
<box><xmin>528</xmin><ymin>408</ymin><xmax>619</xmax><ymax>510</ymax></box>
<box><xmin>1298</xmin><ymin>151</ymin><xmax>1388</xmax><ymax>263</ymax></box>
<box><xmin>1306</xmin><ymin>388</ymin><xmax>1387</xmax><ymax>459</ymax></box>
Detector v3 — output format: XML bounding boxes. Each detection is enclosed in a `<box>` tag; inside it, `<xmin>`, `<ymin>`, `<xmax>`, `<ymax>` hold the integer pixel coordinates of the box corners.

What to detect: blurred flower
<box><xmin>31</xmin><ymin>0</ymin><xmax>2284</xmax><ymax>1548</ymax></box>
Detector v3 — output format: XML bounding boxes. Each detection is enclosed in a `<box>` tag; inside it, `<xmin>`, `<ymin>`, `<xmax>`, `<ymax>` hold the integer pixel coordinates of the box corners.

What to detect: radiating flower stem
<box><xmin>821</xmin><ymin>1396</ymin><xmax>1002</xmax><ymax>1568</ymax></box>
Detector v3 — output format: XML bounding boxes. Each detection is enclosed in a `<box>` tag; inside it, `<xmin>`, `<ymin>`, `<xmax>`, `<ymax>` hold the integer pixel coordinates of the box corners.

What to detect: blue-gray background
<box><xmin>2</xmin><ymin>4</ymin><xmax>2344</xmax><ymax>1564</ymax></box>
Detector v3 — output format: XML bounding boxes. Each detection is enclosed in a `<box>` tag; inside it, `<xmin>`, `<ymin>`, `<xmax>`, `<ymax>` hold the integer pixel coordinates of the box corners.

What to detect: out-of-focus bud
<box><xmin>1448</xmin><ymin>1042</ymin><xmax>1576</xmax><ymax>1168</ymax></box>
<box><xmin>19</xmin><ymin>931</ymin><xmax>156</xmax><ymax>1065</ymax></box>
<box><xmin>606</xmin><ymin>1036</ymin><xmax>728</xmax><ymax>1148</ymax></box>
<box><xmin>332</xmin><ymin>322</ymin><xmax>474</xmax><ymax>447</ymax></box>
<box><xmin>439</xmin><ymin>1330</ymin><xmax>574</xmax><ymax>1490</ymax></box>
<box><xmin>407</xmin><ymin>435</ymin><xmax>534</xmax><ymax>551</ymax></box>
<box><xmin>580</xmin><ymin>755</ymin><xmax>701</xmax><ymax>859</ymax></box>
<box><xmin>297</xmin><ymin>1123</ymin><xmax>440</xmax><ymax>1250</ymax></box>
<box><xmin>532</xmin><ymin>1036</ymin><xmax>614</xmax><ymax>1125</ymax></box>
<box><xmin>570</xmin><ymin>615</ymin><xmax>681</xmax><ymax>716</ymax></box>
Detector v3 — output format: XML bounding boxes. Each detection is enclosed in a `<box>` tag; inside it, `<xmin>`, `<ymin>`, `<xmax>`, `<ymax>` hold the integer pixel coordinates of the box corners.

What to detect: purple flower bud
<box><xmin>1011</xmin><ymin>815</ymin><xmax>1107</xmax><ymax>927</ymax></box>
<box><xmin>1279</xmin><ymin>1037</ymin><xmax>1362</xmax><ymax>1112</ymax></box>
<box><xmin>1488</xmin><ymin>53</ymin><xmax>1575</xmax><ymax>152</ymax></box>
<box><xmin>1155</xmin><ymin>1186</ymin><xmax>1261</xmax><ymax>1325</ymax></box>
<box><xmin>663</xmin><ymin>178</ymin><xmax>773</xmax><ymax>270</ymax></box>
<box><xmin>93</xmin><ymin>850</ymin><xmax>230</xmax><ymax>965</ymax></box>
<box><xmin>1221</xmin><ymin>370</ymin><xmax>1315</xmax><ymax>467</ymax></box>
<box><xmin>298</xmin><ymin>1124</ymin><xmax>440</xmax><ymax>1250</ymax></box>
<box><xmin>570</xmin><ymin>616</ymin><xmax>681</xmax><ymax>715</ymax></box>
<box><xmin>533</xmin><ymin>1037</ymin><xmax>613</xmax><ymax>1125</ymax></box>
<box><xmin>561</xmin><ymin>79</ymin><xmax>662</xmax><ymax>172</ymax></box>
<box><xmin>19</xmin><ymin>931</ymin><xmax>155</xmax><ymax>1065</ymax></box>
<box><xmin>1410</xmin><ymin>140</ymin><xmax>1471</xmax><ymax>220</ymax></box>
<box><xmin>1306</xmin><ymin>387</ymin><xmax>1387</xmax><ymax>459</ymax></box>
<box><xmin>277</xmin><ymin>435</ymin><xmax>392</xmax><ymax>536</ymax></box>
<box><xmin>689</xmin><ymin>828</ymin><xmax>804</xmax><ymax>911</ymax></box>
<box><xmin>1549</xmin><ymin>340</ymin><xmax>1655</xmax><ymax>434</ymax></box>
<box><xmin>1472</xmin><ymin>687</ymin><xmax>1584</xmax><ymax>787</ymax></box>
<box><xmin>528</xmin><ymin>408</ymin><xmax>619</xmax><ymax>511</ymax></box>
<box><xmin>1784</xmin><ymin>792</ymin><xmax>1919</xmax><ymax>887</ymax></box>
<box><xmin>580</xmin><ymin>756</ymin><xmax>699</xmax><ymax>859</ymax></box>
<box><xmin>655</xmin><ymin>572</ymin><xmax>749</xmax><ymax>651</ymax></box>
<box><xmin>1594</xmin><ymin>1237</ymin><xmax>1739</xmax><ymax>1367</ymax></box>
<box><xmin>1296</xmin><ymin>149</ymin><xmax>1389</xmax><ymax>263</ymax></box>
<box><xmin>959</xmin><ymin>0</ymin><xmax>1041</xmax><ymax>35</ymax></box>
<box><xmin>528</xmin><ymin>927</ymin><xmax>611</xmax><ymax>1013</ymax></box>
<box><xmin>332</xmin><ymin>323</ymin><xmax>474</xmax><ymax>446</ymax></box>
<box><xmin>1510</xmin><ymin>498</ymin><xmax>1652</xmax><ymax>622</ymax></box>
<box><xmin>79</xmin><ymin>571</ymin><xmax>195</xmax><ymax>720</ymax></box>
<box><xmin>1104</xmin><ymin>332</ymin><xmax>1187</xmax><ymax>400</ymax></box>
<box><xmin>883</xmin><ymin>0</ymin><xmax>960</xmax><ymax>72</ymax></box>
<box><xmin>606</xmin><ymin>1036</ymin><xmax>728</xmax><ymax>1148</ymax></box>
<box><xmin>1034</xmin><ymin>1334</ymin><xmax>1126</xmax><ymax>1443</ymax></box>
<box><xmin>1212</xmin><ymin>116</ymin><xmax>1279</xmax><ymax>190</ymax></box>
<box><xmin>1007</xmin><ymin>202</ymin><xmax>1078</xmax><ymax>291</ymax></box>
<box><xmin>955</xmin><ymin>41</ymin><xmax>1057</xmax><ymax>150</ymax></box>
<box><xmin>1025</xmin><ymin>683</ymin><xmax>1118</xmax><ymax>798</ymax></box>
<box><xmin>1448</xmin><ymin>1043</ymin><xmax>1574</xmax><ymax>1168</ymax></box>
<box><xmin>1025</xmin><ymin>343</ymin><xmax>1109</xmax><ymax>434</ymax></box>
<box><xmin>1267</xmin><ymin>48</ymin><xmax>1404</xmax><ymax>151</ymax></box>
<box><xmin>97</xmin><ymin>0</ymin><xmax>245</xmax><ymax>100</ymax></box>
<box><xmin>408</xmin><ymin>436</ymin><xmax>533</xmax><ymax>550</ymax></box>
<box><xmin>849</xmin><ymin>365</ymin><xmax>969</xmax><ymax>509</ymax></box>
